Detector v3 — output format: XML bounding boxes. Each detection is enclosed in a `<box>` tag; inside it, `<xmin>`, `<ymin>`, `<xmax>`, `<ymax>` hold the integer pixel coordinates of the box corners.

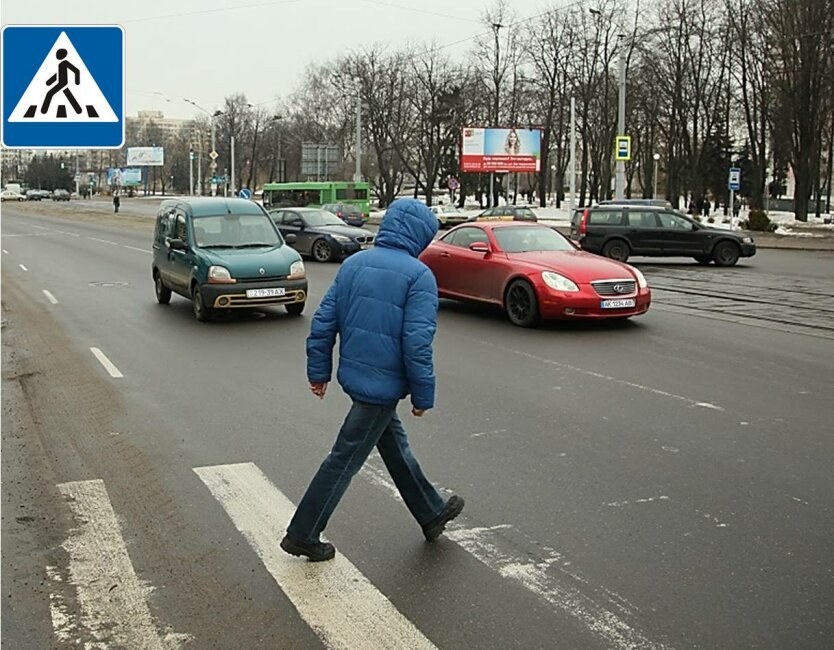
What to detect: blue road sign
<box><xmin>238</xmin><ymin>188</ymin><xmax>252</xmax><ymax>200</ymax></box>
<box><xmin>2</xmin><ymin>25</ymin><xmax>124</xmax><ymax>148</ymax></box>
<box><xmin>615</xmin><ymin>135</ymin><xmax>631</xmax><ymax>161</ymax></box>
<box><xmin>728</xmin><ymin>167</ymin><xmax>741</xmax><ymax>191</ymax></box>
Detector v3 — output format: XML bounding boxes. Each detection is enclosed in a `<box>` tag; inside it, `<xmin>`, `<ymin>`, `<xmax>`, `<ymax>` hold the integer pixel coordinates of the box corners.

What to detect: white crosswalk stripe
<box><xmin>54</xmin><ymin>479</ymin><xmax>187</xmax><ymax>649</ymax></box>
<box><xmin>194</xmin><ymin>462</ymin><xmax>438</xmax><ymax>650</ymax></box>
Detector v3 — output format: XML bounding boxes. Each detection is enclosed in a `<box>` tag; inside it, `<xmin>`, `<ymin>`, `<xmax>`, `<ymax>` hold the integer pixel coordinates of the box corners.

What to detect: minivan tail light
<box><xmin>579</xmin><ymin>209</ymin><xmax>590</xmax><ymax>235</ymax></box>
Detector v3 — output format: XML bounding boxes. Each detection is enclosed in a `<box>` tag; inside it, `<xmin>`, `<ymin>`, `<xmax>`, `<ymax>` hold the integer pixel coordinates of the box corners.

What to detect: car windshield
<box><xmin>437</xmin><ymin>206</ymin><xmax>458</xmax><ymax>214</ymax></box>
<box><xmin>193</xmin><ymin>213</ymin><xmax>281</xmax><ymax>248</ymax></box>
<box><xmin>302</xmin><ymin>210</ymin><xmax>347</xmax><ymax>227</ymax></box>
<box><xmin>494</xmin><ymin>227</ymin><xmax>575</xmax><ymax>253</ymax></box>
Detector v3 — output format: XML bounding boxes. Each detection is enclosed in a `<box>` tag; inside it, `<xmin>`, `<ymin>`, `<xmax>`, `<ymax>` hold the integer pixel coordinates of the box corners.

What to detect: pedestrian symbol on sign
<box><xmin>2</xmin><ymin>25</ymin><xmax>124</xmax><ymax>148</ymax></box>
<box><xmin>9</xmin><ymin>31</ymin><xmax>117</xmax><ymax>122</ymax></box>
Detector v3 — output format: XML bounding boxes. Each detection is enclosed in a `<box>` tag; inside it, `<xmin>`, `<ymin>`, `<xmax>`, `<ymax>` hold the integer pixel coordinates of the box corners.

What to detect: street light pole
<box><xmin>570</xmin><ymin>96</ymin><xmax>576</xmax><ymax>211</ymax></box>
<box><xmin>354</xmin><ymin>89</ymin><xmax>362</xmax><ymax>183</ymax></box>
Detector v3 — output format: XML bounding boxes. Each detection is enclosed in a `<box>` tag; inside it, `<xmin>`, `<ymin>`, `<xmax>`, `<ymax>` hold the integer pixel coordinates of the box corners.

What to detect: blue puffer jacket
<box><xmin>307</xmin><ymin>198</ymin><xmax>439</xmax><ymax>410</ymax></box>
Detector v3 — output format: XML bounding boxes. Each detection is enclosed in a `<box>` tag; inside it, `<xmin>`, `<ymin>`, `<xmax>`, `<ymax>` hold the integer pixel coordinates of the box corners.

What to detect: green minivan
<box><xmin>152</xmin><ymin>198</ymin><xmax>307</xmax><ymax>321</ymax></box>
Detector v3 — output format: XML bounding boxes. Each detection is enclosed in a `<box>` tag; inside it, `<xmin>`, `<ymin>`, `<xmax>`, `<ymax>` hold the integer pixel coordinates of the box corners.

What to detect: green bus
<box><xmin>261</xmin><ymin>181</ymin><xmax>371</xmax><ymax>216</ymax></box>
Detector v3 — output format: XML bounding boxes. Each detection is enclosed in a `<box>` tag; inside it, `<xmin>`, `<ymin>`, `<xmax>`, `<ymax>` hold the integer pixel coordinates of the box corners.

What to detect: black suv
<box><xmin>570</xmin><ymin>205</ymin><xmax>756</xmax><ymax>266</ymax></box>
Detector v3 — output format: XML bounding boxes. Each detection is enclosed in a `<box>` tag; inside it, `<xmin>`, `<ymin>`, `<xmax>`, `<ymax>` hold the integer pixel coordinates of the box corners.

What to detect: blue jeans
<box><xmin>287</xmin><ymin>400</ymin><xmax>445</xmax><ymax>544</ymax></box>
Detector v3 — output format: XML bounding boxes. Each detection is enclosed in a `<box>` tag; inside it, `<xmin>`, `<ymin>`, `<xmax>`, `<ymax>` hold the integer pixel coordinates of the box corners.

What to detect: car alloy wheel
<box><xmin>712</xmin><ymin>241</ymin><xmax>740</xmax><ymax>266</ymax></box>
<box><xmin>313</xmin><ymin>239</ymin><xmax>333</xmax><ymax>263</ymax></box>
<box><xmin>154</xmin><ymin>273</ymin><xmax>172</xmax><ymax>304</ymax></box>
<box><xmin>505</xmin><ymin>280</ymin><xmax>539</xmax><ymax>327</ymax></box>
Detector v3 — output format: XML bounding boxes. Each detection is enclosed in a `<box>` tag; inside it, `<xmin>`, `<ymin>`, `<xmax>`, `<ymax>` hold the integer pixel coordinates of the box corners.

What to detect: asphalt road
<box><xmin>2</xmin><ymin>202</ymin><xmax>833</xmax><ymax>650</ymax></box>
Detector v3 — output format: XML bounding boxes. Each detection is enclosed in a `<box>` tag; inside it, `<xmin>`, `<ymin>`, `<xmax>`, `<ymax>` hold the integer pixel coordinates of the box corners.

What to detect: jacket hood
<box><xmin>375</xmin><ymin>198</ymin><xmax>438</xmax><ymax>257</ymax></box>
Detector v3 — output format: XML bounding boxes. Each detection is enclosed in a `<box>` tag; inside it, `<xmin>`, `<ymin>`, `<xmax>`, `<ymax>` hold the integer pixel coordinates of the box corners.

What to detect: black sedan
<box><xmin>269</xmin><ymin>207</ymin><xmax>375</xmax><ymax>262</ymax></box>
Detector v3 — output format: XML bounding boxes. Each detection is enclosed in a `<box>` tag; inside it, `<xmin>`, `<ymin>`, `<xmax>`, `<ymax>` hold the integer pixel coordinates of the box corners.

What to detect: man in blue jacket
<box><xmin>281</xmin><ymin>198</ymin><xmax>464</xmax><ymax>562</ymax></box>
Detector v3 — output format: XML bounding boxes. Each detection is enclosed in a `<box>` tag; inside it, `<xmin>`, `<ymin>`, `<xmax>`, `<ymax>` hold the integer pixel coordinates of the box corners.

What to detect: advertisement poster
<box><xmin>460</xmin><ymin>127</ymin><xmax>541</xmax><ymax>173</ymax></box>
<box><xmin>107</xmin><ymin>167</ymin><xmax>142</xmax><ymax>186</ymax></box>
<box><xmin>126</xmin><ymin>146</ymin><xmax>164</xmax><ymax>166</ymax></box>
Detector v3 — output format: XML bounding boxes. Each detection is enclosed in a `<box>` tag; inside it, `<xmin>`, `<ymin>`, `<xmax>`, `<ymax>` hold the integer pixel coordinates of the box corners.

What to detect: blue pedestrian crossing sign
<box><xmin>2</xmin><ymin>25</ymin><xmax>124</xmax><ymax>149</ymax></box>
<box><xmin>728</xmin><ymin>167</ymin><xmax>741</xmax><ymax>191</ymax></box>
<box><xmin>615</xmin><ymin>135</ymin><xmax>631</xmax><ymax>161</ymax></box>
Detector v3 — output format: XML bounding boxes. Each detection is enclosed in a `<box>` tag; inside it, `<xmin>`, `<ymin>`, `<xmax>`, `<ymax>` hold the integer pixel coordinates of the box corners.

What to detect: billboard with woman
<box><xmin>460</xmin><ymin>127</ymin><xmax>541</xmax><ymax>172</ymax></box>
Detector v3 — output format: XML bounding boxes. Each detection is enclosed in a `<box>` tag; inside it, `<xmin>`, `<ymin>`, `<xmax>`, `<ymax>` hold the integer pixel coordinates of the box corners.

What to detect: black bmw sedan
<box><xmin>268</xmin><ymin>207</ymin><xmax>376</xmax><ymax>262</ymax></box>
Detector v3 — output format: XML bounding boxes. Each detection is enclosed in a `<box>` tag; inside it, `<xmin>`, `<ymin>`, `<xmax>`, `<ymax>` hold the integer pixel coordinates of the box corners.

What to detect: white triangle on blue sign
<box><xmin>9</xmin><ymin>31</ymin><xmax>117</xmax><ymax>122</ymax></box>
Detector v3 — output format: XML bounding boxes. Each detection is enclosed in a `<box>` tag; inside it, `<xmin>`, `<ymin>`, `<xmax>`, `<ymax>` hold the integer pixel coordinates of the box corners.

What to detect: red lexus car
<box><xmin>419</xmin><ymin>222</ymin><xmax>651</xmax><ymax>327</ymax></box>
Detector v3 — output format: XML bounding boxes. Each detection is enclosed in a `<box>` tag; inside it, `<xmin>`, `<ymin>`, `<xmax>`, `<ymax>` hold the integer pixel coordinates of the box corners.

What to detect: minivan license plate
<box><xmin>247</xmin><ymin>287</ymin><xmax>286</xmax><ymax>298</ymax></box>
<box><xmin>601</xmin><ymin>298</ymin><xmax>636</xmax><ymax>309</ymax></box>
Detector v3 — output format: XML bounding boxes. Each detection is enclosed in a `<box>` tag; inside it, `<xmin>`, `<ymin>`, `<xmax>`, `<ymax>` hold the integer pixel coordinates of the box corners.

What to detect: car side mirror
<box><xmin>168</xmin><ymin>238</ymin><xmax>187</xmax><ymax>250</ymax></box>
<box><xmin>469</xmin><ymin>242</ymin><xmax>490</xmax><ymax>254</ymax></box>
<box><xmin>284</xmin><ymin>233</ymin><xmax>297</xmax><ymax>245</ymax></box>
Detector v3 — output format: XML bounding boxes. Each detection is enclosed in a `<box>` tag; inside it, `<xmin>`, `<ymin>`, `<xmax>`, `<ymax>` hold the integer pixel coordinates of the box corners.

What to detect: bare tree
<box><xmin>760</xmin><ymin>0</ymin><xmax>834</xmax><ymax>220</ymax></box>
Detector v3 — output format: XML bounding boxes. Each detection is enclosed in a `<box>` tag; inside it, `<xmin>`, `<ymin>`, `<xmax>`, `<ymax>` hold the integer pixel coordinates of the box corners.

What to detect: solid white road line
<box><xmin>89</xmin><ymin>347</ymin><xmax>123</xmax><ymax>378</ymax></box>
<box><xmin>19</xmin><ymin>263</ymin><xmax>28</xmax><ymax>271</ymax></box>
<box><xmin>42</xmin><ymin>289</ymin><xmax>59</xmax><ymax>304</ymax></box>
<box><xmin>55</xmin><ymin>479</ymin><xmax>169</xmax><ymax>649</ymax></box>
<box><xmin>361</xmin><ymin>462</ymin><xmax>667</xmax><ymax>650</ymax></box>
<box><xmin>194</xmin><ymin>462</ymin><xmax>438</xmax><ymax>650</ymax></box>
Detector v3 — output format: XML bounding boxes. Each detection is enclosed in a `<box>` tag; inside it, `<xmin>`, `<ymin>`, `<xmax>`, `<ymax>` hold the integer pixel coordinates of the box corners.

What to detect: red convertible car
<box><xmin>419</xmin><ymin>222</ymin><xmax>651</xmax><ymax>327</ymax></box>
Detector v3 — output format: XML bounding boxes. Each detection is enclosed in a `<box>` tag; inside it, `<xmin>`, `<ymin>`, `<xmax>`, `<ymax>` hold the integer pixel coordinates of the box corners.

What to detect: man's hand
<box><xmin>411</xmin><ymin>407</ymin><xmax>428</xmax><ymax>417</ymax></box>
<box><xmin>310</xmin><ymin>382</ymin><xmax>328</xmax><ymax>399</ymax></box>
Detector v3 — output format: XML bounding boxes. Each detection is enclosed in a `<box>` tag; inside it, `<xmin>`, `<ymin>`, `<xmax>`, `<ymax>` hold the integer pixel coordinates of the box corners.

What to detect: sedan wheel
<box><xmin>192</xmin><ymin>286</ymin><xmax>213</xmax><ymax>322</ymax></box>
<box><xmin>602</xmin><ymin>239</ymin><xmax>630</xmax><ymax>262</ymax></box>
<box><xmin>312</xmin><ymin>239</ymin><xmax>334</xmax><ymax>263</ymax></box>
<box><xmin>712</xmin><ymin>241</ymin><xmax>740</xmax><ymax>267</ymax></box>
<box><xmin>154</xmin><ymin>272</ymin><xmax>172</xmax><ymax>304</ymax></box>
<box><xmin>505</xmin><ymin>280</ymin><xmax>539</xmax><ymax>328</ymax></box>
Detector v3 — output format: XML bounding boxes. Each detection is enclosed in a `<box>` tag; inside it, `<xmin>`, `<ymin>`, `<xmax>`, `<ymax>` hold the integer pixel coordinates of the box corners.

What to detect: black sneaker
<box><xmin>422</xmin><ymin>495</ymin><xmax>465</xmax><ymax>542</ymax></box>
<box><xmin>280</xmin><ymin>534</ymin><xmax>336</xmax><ymax>562</ymax></box>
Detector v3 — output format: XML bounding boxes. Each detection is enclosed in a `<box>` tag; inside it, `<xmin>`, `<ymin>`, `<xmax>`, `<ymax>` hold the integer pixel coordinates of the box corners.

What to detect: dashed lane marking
<box><xmin>88</xmin><ymin>237</ymin><xmax>120</xmax><ymax>246</ymax></box>
<box><xmin>123</xmin><ymin>245</ymin><xmax>151</xmax><ymax>254</ymax></box>
<box><xmin>194</xmin><ymin>462</ymin><xmax>438</xmax><ymax>650</ymax></box>
<box><xmin>19</xmin><ymin>263</ymin><xmax>28</xmax><ymax>271</ymax></box>
<box><xmin>42</xmin><ymin>289</ymin><xmax>59</xmax><ymax>304</ymax></box>
<box><xmin>89</xmin><ymin>347</ymin><xmax>123</xmax><ymax>378</ymax></box>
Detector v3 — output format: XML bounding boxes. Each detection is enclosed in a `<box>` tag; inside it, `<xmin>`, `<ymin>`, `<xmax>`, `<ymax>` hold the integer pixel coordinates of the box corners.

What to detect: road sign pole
<box><xmin>615</xmin><ymin>45</ymin><xmax>626</xmax><ymax>199</ymax></box>
<box><xmin>729</xmin><ymin>188</ymin><xmax>735</xmax><ymax>230</ymax></box>
<box><xmin>189</xmin><ymin>150</ymin><xmax>194</xmax><ymax>196</ymax></box>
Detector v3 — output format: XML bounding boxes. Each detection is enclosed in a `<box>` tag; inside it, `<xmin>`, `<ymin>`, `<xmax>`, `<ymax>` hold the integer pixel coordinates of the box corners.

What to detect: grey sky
<box><xmin>3</xmin><ymin>0</ymin><xmax>546</xmax><ymax>120</ymax></box>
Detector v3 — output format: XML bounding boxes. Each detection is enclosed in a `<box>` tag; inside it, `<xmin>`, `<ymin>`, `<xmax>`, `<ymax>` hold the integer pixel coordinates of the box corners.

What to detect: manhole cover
<box><xmin>88</xmin><ymin>281</ymin><xmax>129</xmax><ymax>288</ymax></box>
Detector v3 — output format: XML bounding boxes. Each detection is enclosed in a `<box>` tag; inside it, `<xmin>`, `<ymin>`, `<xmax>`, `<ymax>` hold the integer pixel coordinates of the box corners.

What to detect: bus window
<box><xmin>336</xmin><ymin>188</ymin><xmax>368</xmax><ymax>200</ymax></box>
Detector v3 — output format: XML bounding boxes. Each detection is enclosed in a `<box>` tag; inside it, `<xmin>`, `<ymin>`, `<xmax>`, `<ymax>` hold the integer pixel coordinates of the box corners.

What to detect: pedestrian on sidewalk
<box><xmin>281</xmin><ymin>198</ymin><xmax>464</xmax><ymax>562</ymax></box>
<box><xmin>112</xmin><ymin>191</ymin><xmax>120</xmax><ymax>214</ymax></box>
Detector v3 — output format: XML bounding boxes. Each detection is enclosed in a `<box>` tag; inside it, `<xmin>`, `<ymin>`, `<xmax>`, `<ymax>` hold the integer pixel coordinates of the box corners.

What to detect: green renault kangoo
<box><xmin>152</xmin><ymin>198</ymin><xmax>307</xmax><ymax>321</ymax></box>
